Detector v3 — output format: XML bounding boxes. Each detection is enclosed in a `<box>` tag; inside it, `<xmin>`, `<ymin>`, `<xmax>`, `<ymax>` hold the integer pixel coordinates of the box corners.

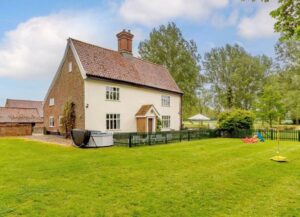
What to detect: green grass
<box><xmin>0</xmin><ymin>138</ymin><xmax>299</xmax><ymax>217</ymax></box>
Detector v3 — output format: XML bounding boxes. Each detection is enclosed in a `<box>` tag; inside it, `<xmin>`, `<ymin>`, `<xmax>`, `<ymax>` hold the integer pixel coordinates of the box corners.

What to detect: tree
<box><xmin>138</xmin><ymin>22</ymin><xmax>201</xmax><ymax>118</ymax></box>
<box><xmin>203</xmin><ymin>44</ymin><xmax>271</xmax><ymax>111</ymax></box>
<box><xmin>270</xmin><ymin>0</ymin><xmax>300</xmax><ymax>41</ymax></box>
<box><xmin>247</xmin><ymin>0</ymin><xmax>300</xmax><ymax>41</ymax></box>
<box><xmin>275</xmin><ymin>40</ymin><xmax>300</xmax><ymax>124</ymax></box>
<box><xmin>61</xmin><ymin>101</ymin><xmax>76</xmax><ymax>138</ymax></box>
<box><xmin>256</xmin><ymin>83</ymin><xmax>284</xmax><ymax>127</ymax></box>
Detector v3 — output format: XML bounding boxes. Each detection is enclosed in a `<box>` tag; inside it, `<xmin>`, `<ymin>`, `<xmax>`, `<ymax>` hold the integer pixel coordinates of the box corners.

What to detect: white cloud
<box><xmin>119</xmin><ymin>0</ymin><xmax>229</xmax><ymax>26</ymax></box>
<box><xmin>0</xmin><ymin>10</ymin><xmax>118</xmax><ymax>79</ymax></box>
<box><xmin>211</xmin><ymin>9</ymin><xmax>239</xmax><ymax>28</ymax></box>
<box><xmin>237</xmin><ymin>2</ymin><xmax>278</xmax><ymax>39</ymax></box>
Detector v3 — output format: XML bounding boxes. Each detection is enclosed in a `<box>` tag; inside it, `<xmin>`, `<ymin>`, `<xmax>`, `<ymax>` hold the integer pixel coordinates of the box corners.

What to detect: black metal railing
<box><xmin>113</xmin><ymin>128</ymin><xmax>300</xmax><ymax>147</ymax></box>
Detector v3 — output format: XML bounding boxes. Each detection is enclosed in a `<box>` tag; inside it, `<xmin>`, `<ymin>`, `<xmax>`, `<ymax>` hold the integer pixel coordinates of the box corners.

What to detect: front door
<box><xmin>148</xmin><ymin>118</ymin><xmax>153</xmax><ymax>133</ymax></box>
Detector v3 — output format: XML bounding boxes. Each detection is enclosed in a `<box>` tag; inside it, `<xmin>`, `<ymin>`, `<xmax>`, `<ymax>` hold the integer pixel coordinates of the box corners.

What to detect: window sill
<box><xmin>105</xmin><ymin>99</ymin><xmax>120</xmax><ymax>102</ymax></box>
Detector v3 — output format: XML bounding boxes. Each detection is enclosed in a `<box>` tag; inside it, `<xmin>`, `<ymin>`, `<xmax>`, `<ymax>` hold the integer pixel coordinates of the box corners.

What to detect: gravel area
<box><xmin>23</xmin><ymin>134</ymin><xmax>73</xmax><ymax>147</ymax></box>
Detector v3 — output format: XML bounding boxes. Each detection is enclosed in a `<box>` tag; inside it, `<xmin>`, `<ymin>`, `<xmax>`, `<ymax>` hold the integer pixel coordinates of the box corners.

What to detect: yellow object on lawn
<box><xmin>270</xmin><ymin>125</ymin><xmax>287</xmax><ymax>163</ymax></box>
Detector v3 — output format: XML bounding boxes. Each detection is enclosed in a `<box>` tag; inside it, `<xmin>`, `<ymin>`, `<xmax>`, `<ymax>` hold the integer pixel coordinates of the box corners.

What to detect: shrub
<box><xmin>218</xmin><ymin>109</ymin><xmax>255</xmax><ymax>132</ymax></box>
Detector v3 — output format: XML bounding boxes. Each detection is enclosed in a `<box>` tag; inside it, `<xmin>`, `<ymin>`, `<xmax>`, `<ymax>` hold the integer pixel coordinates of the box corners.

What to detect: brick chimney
<box><xmin>116</xmin><ymin>29</ymin><xmax>134</xmax><ymax>55</ymax></box>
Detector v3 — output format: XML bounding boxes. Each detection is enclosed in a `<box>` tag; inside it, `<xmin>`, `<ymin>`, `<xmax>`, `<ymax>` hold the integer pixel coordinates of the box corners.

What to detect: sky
<box><xmin>0</xmin><ymin>0</ymin><xmax>279</xmax><ymax>105</ymax></box>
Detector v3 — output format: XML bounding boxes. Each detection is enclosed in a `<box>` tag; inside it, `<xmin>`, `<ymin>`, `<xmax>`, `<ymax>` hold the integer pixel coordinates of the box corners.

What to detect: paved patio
<box><xmin>23</xmin><ymin>134</ymin><xmax>73</xmax><ymax>147</ymax></box>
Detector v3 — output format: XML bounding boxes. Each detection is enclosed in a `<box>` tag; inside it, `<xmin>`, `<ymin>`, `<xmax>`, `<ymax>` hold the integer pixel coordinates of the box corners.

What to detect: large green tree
<box><xmin>275</xmin><ymin>40</ymin><xmax>300</xmax><ymax>124</ymax></box>
<box><xmin>248</xmin><ymin>0</ymin><xmax>300</xmax><ymax>41</ymax></box>
<box><xmin>138</xmin><ymin>22</ymin><xmax>201</xmax><ymax>118</ymax></box>
<box><xmin>256</xmin><ymin>80</ymin><xmax>285</xmax><ymax>127</ymax></box>
<box><xmin>203</xmin><ymin>44</ymin><xmax>272</xmax><ymax>111</ymax></box>
<box><xmin>271</xmin><ymin>0</ymin><xmax>300</xmax><ymax>41</ymax></box>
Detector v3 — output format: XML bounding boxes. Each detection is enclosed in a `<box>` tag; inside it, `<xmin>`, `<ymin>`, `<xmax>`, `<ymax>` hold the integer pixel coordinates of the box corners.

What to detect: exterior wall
<box><xmin>84</xmin><ymin>78</ymin><xmax>181</xmax><ymax>132</ymax></box>
<box><xmin>0</xmin><ymin>123</ymin><xmax>32</xmax><ymax>136</ymax></box>
<box><xmin>44</xmin><ymin>48</ymin><xmax>85</xmax><ymax>133</ymax></box>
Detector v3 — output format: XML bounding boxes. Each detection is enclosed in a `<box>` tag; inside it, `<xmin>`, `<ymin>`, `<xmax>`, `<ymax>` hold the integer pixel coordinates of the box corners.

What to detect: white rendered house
<box><xmin>44</xmin><ymin>30</ymin><xmax>183</xmax><ymax>133</ymax></box>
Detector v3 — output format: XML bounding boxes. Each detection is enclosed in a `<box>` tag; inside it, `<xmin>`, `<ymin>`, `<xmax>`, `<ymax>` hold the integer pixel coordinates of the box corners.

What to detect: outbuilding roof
<box><xmin>0</xmin><ymin>107</ymin><xmax>43</xmax><ymax>123</ymax></box>
<box><xmin>5</xmin><ymin>99</ymin><xmax>43</xmax><ymax>117</ymax></box>
<box><xmin>71</xmin><ymin>38</ymin><xmax>182</xmax><ymax>94</ymax></box>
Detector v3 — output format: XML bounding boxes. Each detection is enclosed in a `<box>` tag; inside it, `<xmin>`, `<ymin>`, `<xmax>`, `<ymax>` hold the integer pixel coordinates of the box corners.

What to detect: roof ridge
<box><xmin>6</xmin><ymin>99</ymin><xmax>43</xmax><ymax>102</ymax></box>
<box><xmin>0</xmin><ymin>107</ymin><xmax>39</xmax><ymax>110</ymax></box>
<box><xmin>70</xmin><ymin>38</ymin><xmax>121</xmax><ymax>55</ymax></box>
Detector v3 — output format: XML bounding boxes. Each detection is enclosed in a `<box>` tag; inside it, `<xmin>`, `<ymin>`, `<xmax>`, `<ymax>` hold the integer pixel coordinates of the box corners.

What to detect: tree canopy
<box><xmin>138</xmin><ymin>22</ymin><xmax>201</xmax><ymax>118</ymax></box>
<box><xmin>248</xmin><ymin>0</ymin><xmax>300</xmax><ymax>41</ymax></box>
<box><xmin>203</xmin><ymin>44</ymin><xmax>272</xmax><ymax>111</ymax></box>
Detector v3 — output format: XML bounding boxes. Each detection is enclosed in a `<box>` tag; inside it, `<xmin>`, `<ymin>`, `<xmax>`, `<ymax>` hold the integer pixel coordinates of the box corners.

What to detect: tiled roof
<box><xmin>0</xmin><ymin>107</ymin><xmax>43</xmax><ymax>123</ymax></box>
<box><xmin>5</xmin><ymin>99</ymin><xmax>43</xmax><ymax>117</ymax></box>
<box><xmin>71</xmin><ymin>39</ymin><xmax>182</xmax><ymax>94</ymax></box>
<box><xmin>135</xmin><ymin>105</ymin><xmax>153</xmax><ymax>116</ymax></box>
<box><xmin>135</xmin><ymin>104</ymin><xmax>159</xmax><ymax>117</ymax></box>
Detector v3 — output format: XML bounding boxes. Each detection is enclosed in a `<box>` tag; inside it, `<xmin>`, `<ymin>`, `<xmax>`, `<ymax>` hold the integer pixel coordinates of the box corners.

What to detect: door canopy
<box><xmin>135</xmin><ymin>104</ymin><xmax>160</xmax><ymax>118</ymax></box>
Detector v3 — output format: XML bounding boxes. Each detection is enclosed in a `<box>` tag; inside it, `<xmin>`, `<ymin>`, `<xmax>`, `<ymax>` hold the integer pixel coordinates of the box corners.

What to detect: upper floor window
<box><xmin>68</xmin><ymin>62</ymin><xmax>72</xmax><ymax>72</ymax></box>
<box><xmin>161</xmin><ymin>95</ymin><xmax>170</xmax><ymax>107</ymax></box>
<box><xmin>162</xmin><ymin>115</ymin><xmax>171</xmax><ymax>128</ymax></box>
<box><xmin>106</xmin><ymin>86</ymin><xmax>120</xmax><ymax>101</ymax></box>
<box><xmin>49</xmin><ymin>116</ymin><xmax>54</xmax><ymax>127</ymax></box>
<box><xmin>106</xmin><ymin>114</ymin><xmax>120</xmax><ymax>130</ymax></box>
<box><xmin>49</xmin><ymin>98</ymin><xmax>55</xmax><ymax>106</ymax></box>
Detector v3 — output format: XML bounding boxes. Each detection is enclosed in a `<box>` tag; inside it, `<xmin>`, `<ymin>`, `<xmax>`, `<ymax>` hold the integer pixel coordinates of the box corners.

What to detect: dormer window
<box><xmin>68</xmin><ymin>62</ymin><xmax>72</xmax><ymax>72</ymax></box>
<box><xmin>49</xmin><ymin>98</ymin><xmax>55</xmax><ymax>106</ymax></box>
<box><xmin>106</xmin><ymin>86</ymin><xmax>120</xmax><ymax>101</ymax></box>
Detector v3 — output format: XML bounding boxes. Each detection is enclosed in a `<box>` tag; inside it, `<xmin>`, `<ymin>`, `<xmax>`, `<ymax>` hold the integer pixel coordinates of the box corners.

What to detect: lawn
<box><xmin>0</xmin><ymin>138</ymin><xmax>299</xmax><ymax>217</ymax></box>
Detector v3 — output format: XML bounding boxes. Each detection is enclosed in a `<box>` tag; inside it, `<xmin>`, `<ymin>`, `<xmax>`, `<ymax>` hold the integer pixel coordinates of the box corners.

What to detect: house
<box><xmin>44</xmin><ymin>30</ymin><xmax>183</xmax><ymax>134</ymax></box>
<box><xmin>0</xmin><ymin>99</ymin><xmax>44</xmax><ymax>136</ymax></box>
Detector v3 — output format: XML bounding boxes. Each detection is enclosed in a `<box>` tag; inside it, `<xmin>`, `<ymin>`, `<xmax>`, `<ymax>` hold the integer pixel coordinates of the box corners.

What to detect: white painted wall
<box><xmin>84</xmin><ymin>78</ymin><xmax>181</xmax><ymax>132</ymax></box>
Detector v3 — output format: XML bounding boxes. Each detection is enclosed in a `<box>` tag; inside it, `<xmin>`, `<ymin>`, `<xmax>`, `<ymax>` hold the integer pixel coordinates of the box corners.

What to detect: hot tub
<box><xmin>71</xmin><ymin>129</ymin><xmax>113</xmax><ymax>148</ymax></box>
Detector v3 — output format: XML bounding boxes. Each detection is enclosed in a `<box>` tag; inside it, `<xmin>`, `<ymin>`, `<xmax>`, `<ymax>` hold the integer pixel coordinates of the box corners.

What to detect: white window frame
<box><xmin>162</xmin><ymin>115</ymin><xmax>171</xmax><ymax>129</ymax></box>
<box><xmin>106</xmin><ymin>86</ymin><xmax>120</xmax><ymax>101</ymax></box>
<box><xmin>49</xmin><ymin>98</ymin><xmax>55</xmax><ymax>106</ymax></box>
<box><xmin>59</xmin><ymin>115</ymin><xmax>63</xmax><ymax>126</ymax></box>
<box><xmin>49</xmin><ymin>116</ymin><xmax>55</xmax><ymax>128</ymax></box>
<box><xmin>161</xmin><ymin>95</ymin><xmax>170</xmax><ymax>107</ymax></box>
<box><xmin>106</xmin><ymin>114</ymin><xmax>120</xmax><ymax>130</ymax></box>
<box><xmin>68</xmin><ymin>61</ymin><xmax>72</xmax><ymax>73</ymax></box>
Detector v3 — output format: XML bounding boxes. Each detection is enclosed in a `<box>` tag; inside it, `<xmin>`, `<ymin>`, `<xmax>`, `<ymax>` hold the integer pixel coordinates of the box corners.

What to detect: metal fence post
<box><xmin>179</xmin><ymin>131</ymin><xmax>182</xmax><ymax>142</ymax></box>
<box><xmin>129</xmin><ymin>134</ymin><xmax>132</xmax><ymax>148</ymax></box>
<box><xmin>271</xmin><ymin>129</ymin><xmax>274</xmax><ymax>140</ymax></box>
<box><xmin>165</xmin><ymin>133</ymin><xmax>168</xmax><ymax>144</ymax></box>
<box><xmin>148</xmin><ymin>133</ymin><xmax>151</xmax><ymax>145</ymax></box>
<box><xmin>188</xmin><ymin>131</ymin><xmax>190</xmax><ymax>141</ymax></box>
<box><xmin>298</xmin><ymin>130</ymin><xmax>300</xmax><ymax>142</ymax></box>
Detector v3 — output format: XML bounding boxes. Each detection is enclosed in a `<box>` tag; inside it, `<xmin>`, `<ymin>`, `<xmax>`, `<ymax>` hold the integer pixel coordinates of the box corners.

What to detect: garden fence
<box><xmin>113</xmin><ymin>129</ymin><xmax>300</xmax><ymax>147</ymax></box>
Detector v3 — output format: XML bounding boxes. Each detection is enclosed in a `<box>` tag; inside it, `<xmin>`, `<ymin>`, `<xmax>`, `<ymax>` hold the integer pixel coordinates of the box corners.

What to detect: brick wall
<box><xmin>44</xmin><ymin>47</ymin><xmax>85</xmax><ymax>133</ymax></box>
<box><xmin>0</xmin><ymin>123</ymin><xmax>32</xmax><ymax>136</ymax></box>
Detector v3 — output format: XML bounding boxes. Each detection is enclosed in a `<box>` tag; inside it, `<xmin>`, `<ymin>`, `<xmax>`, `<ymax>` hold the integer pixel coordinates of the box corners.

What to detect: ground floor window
<box><xmin>106</xmin><ymin>114</ymin><xmax>120</xmax><ymax>130</ymax></box>
<box><xmin>49</xmin><ymin>116</ymin><xmax>54</xmax><ymax>127</ymax></box>
<box><xmin>162</xmin><ymin>115</ymin><xmax>171</xmax><ymax>128</ymax></box>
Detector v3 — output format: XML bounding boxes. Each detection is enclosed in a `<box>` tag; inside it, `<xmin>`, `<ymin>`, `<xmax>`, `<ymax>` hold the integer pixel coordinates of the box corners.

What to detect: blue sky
<box><xmin>0</xmin><ymin>0</ymin><xmax>279</xmax><ymax>105</ymax></box>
